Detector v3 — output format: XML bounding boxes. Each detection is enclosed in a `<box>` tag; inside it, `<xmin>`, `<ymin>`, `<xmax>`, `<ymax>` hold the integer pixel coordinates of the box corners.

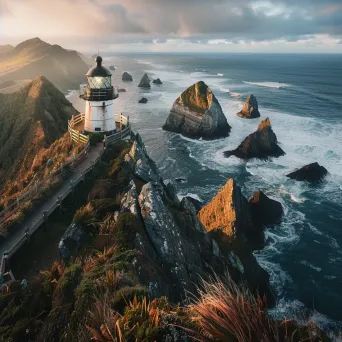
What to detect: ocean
<box><xmin>68</xmin><ymin>53</ymin><xmax>342</xmax><ymax>333</ymax></box>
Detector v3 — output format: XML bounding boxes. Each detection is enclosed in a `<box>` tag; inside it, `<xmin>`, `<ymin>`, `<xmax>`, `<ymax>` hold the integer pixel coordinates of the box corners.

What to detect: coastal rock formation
<box><xmin>224</xmin><ymin>118</ymin><xmax>285</xmax><ymax>159</ymax></box>
<box><xmin>58</xmin><ymin>223</ymin><xmax>85</xmax><ymax>259</ymax></box>
<box><xmin>153</xmin><ymin>78</ymin><xmax>163</xmax><ymax>84</ymax></box>
<box><xmin>138</xmin><ymin>73</ymin><xmax>151</xmax><ymax>88</ymax></box>
<box><xmin>286</xmin><ymin>162</ymin><xmax>328</xmax><ymax>183</ymax></box>
<box><xmin>122</xmin><ymin>71</ymin><xmax>133</xmax><ymax>81</ymax></box>
<box><xmin>237</xmin><ymin>94</ymin><xmax>260</xmax><ymax>118</ymax></box>
<box><xmin>249</xmin><ymin>191</ymin><xmax>283</xmax><ymax>227</ymax></box>
<box><xmin>198</xmin><ymin>179</ymin><xmax>254</xmax><ymax>238</ymax></box>
<box><xmin>138</xmin><ymin>97</ymin><xmax>148</xmax><ymax>104</ymax></box>
<box><xmin>163</xmin><ymin>81</ymin><xmax>231</xmax><ymax>139</ymax></box>
<box><xmin>109</xmin><ymin>65</ymin><xmax>115</xmax><ymax>70</ymax></box>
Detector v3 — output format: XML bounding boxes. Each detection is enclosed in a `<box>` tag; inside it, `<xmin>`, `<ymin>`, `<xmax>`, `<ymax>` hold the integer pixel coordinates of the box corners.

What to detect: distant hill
<box><xmin>0</xmin><ymin>45</ymin><xmax>14</xmax><ymax>55</ymax></box>
<box><xmin>0</xmin><ymin>37</ymin><xmax>88</xmax><ymax>93</ymax></box>
<box><xmin>0</xmin><ymin>75</ymin><xmax>78</xmax><ymax>183</ymax></box>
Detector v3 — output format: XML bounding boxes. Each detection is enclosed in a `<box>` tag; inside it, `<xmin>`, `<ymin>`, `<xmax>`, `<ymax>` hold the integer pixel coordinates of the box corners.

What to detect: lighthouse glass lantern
<box><xmin>80</xmin><ymin>56</ymin><xmax>119</xmax><ymax>133</ymax></box>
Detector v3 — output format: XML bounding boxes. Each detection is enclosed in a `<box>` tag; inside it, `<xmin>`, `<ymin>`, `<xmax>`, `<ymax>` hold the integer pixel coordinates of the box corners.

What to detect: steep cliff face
<box><xmin>237</xmin><ymin>94</ymin><xmax>260</xmax><ymax>118</ymax></box>
<box><xmin>224</xmin><ymin>117</ymin><xmax>285</xmax><ymax>159</ymax></box>
<box><xmin>163</xmin><ymin>81</ymin><xmax>231</xmax><ymax>139</ymax></box>
<box><xmin>198</xmin><ymin>179</ymin><xmax>253</xmax><ymax>238</ymax></box>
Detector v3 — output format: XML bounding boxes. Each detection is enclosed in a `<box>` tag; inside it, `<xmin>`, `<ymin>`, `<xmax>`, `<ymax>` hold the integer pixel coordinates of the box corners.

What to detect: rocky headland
<box><xmin>287</xmin><ymin>162</ymin><xmax>328</xmax><ymax>183</ymax></box>
<box><xmin>237</xmin><ymin>94</ymin><xmax>260</xmax><ymax>118</ymax></box>
<box><xmin>224</xmin><ymin>117</ymin><xmax>285</xmax><ymax>159</ymax></box>
<box><xmin>163</xmin><ymin>81</ymin><xmax>231</xmax><ymax>139</ymax></box>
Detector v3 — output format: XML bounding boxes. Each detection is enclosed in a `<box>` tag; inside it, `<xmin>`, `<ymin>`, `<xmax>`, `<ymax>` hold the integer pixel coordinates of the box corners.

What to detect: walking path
<box><xmin>0</xmin><ymin>144</ymin><xmax>104</xmax><ymax>261</ymax></box>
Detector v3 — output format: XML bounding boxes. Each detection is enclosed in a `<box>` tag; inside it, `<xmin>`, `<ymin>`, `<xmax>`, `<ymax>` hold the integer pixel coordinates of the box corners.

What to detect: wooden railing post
<box><xmin>78</xmin><ymin>131</ymin><xmax>80</xmax><ymax>143</ymax></box>
<box><xmin>120</xmin><ymin>114</ymin><xmax>123</xmax><ymax>139</ymax></box>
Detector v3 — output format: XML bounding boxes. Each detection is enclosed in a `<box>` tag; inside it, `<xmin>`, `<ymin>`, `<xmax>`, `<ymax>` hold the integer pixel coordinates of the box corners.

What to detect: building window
<box><xmin>95</xmin><ymin>127</ymin><xmax>102</xmax><ymax>132</ymax></box>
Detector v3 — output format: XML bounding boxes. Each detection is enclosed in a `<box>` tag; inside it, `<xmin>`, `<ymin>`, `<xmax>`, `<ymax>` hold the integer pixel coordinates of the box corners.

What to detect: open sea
<box><xmin>68</xmin><ymin>53</ymin><xmax>342</xmax><ymax>335</ymax></box>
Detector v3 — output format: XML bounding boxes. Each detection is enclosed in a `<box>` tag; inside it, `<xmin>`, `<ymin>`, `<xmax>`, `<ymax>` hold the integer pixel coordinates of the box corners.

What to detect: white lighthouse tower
<box><xmin>80</xmin><ymin>56</ymin><xmax>119</xmax><ymax>133</ymax></box>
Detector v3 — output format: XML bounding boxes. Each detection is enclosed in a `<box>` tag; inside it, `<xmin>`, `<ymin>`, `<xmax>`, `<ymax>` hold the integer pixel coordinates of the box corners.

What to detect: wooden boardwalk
<box><xmin>0</xmin><ymin>144</ymin><xmax>104</xmax><ymax>262</ymax></box>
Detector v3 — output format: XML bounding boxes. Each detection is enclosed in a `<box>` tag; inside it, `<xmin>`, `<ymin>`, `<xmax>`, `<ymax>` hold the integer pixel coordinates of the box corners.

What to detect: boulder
<box><xmin>153</xmin><ymin>78</ymin><xmax>163</xmax><ymax>85</ymax></box>
<box><xmin>237</xmin><ymin>94</ymin><xmax>260</xmax><ymax>118</ymax></box>
<box><xmin>249</xmin><ymin>191</ymin><xmax>283</xmax><ymax>227</ymax></box>
<box><xmin>198</xmin><ymin>179</ymin><xmax>254</xmax><ymax>238</ymax></box>
<box><xmin>118</xmin><ymin>88</ymin><xmax>126</xmax><ymax>92</ymax></box>
<box><xmin>286</xmin><ymin>162</ymin><xmax>328</xmax><ymax>183</ymax></box>
<box><xmin>58</xmin><ymin>223</ymin><xmax>86</xmax><ymax>259</ymax></box>
<box><xmin>163</xmin><ymin>81</ymin><xmax>231</xmax><ymax>140</ymax></box>
<box><xmin>224</xmin><ymin>117</ymin><xmax>285</xmax><ymax>159</ymax></box>
<box><xmin>109</xmin><ymin>65</ymin><xmax>115</xmax><ymax>70</ymax></box>
<box><xmin>122</xmin><ymin>72</ymin><xmax>133</xmax><ymax>81</ymax></box>
<box><xmin>138</xmin><ymin>73</ymin><xmax>151</xmax><ymax>88</ymax></box>
<box><xmin>138</xmin><ymin>97</ymin><xmax>148</xmax><ymax>104</ymax></box>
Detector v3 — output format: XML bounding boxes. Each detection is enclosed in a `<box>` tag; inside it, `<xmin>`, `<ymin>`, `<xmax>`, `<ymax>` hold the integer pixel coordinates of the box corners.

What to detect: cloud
<box><xmin>1</xmin><ymin>0</ymin><xmax>341</xmax><ymax>51</ymax></box>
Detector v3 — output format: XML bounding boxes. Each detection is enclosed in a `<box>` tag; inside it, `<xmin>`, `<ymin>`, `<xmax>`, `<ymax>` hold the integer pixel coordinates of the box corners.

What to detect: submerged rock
<box><xmin>224</xmin><ymin>117</ymin><xmax>285</xmax><ymax>159</ymax></box>
<box><xmin>138</xmin><ymin>97</ymin><xmax>148</xmax><ymax>104</ymax></box>
<box><xmin>286</xmin><ymin>162</ymin><xmax>328</xmax><ymax>183</ymax></box>
<box><xmin>163</xmin><ymin>81</ymin><xmax>231</xmax><ymax>139</ymax></box>
<box><xmin>237</xmin><ymin>94</ymin><xmax>260</xmax><ymax>118</ymax></box>
<box><xmin>122</xmin><ymin>71</ymin><xmax>133</xmax><ymax>81</ymax></box>
<box><xmin>138</xmin><ymin>73</ymin><xmax>151</xmax><ymax>88</ymax></box>
<box><xmin>249</xmin><ymin>191</ymin><xmax>283</xmax><ymax>227</ymax></box>
<box><xmin>153</xmin><ymin>78</ymin><xmax>163</xmax><ymax>85</ymax></box>
<box><xmin>198</xmin><ymin>179</ymin><xmax>254</xmax><ymax>238</ymax></box>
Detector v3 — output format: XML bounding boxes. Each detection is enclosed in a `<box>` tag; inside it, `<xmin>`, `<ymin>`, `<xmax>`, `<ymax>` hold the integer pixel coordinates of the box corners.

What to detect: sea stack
<box><xmin>286</xmin><ymin>162</ymin><xmax>328</xmax><ymax>183</ymax></box>
<box><xmin>138</xmin><ymin>73</ymin><xmax>151</xmax><ymax>88</ymax></box>
<box><xmin>224</xmin><ymin>117</ymin><xmax>285</xmax><ymax>159</ymax></box>
<box><xmin>153</xmin><ymin>78</ymin><xmax>163</xmax><ymax>85</ymax></box>
<box><xmin>138</xmin><ymin>97</ymin><xmax>148</xmax><ymax>104</ymax></box>
<box><xmin>163</xmin><ymin>81</ymin><xmax>231</xmax><ymax>139</ymax></box>
<box><xmin>237</xmin><ymin>94</ymin><xmax>260</xmax><ymax>118</ymax></box>
<box><xmin>109</xmin><ymin>65</ymin><xmax>115</xmax><ymax>70</ymax></box>
<box><xmin>122</xmin><ymin>72</ymin><xmax>133</xmax><ymax>81</ymax></box>
<box><xmin>198</xmin><ymin>179</ymin><xmax>254</xmax><ymax>238</ymax></box>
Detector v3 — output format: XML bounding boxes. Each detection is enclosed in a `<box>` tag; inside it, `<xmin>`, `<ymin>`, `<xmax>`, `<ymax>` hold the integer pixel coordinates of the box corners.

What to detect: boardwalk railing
<box><xmin>68</xmin><ymin>113</ymin><xmax>89</xmax><ymax>144</ymax></box>
<box><xmin>0</xmin><ymin>140</ymin><xmax>90</xmax><ymax>227</ymax></box>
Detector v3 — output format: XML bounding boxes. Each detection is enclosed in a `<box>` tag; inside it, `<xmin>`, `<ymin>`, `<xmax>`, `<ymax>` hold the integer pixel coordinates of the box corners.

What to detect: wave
<box><xmin>220</xmin><ymin>87</ymin><xmax>230</xmax><ymax>93</ymax></box>
<box><xmin>178</xmin><ymin>193</ymin><xmax>203</xmax><ymax>202</ymax></box>
<box><xmin>243</xmin><ymin>81</ymin><xmax>290</xmax><ymax>89</ymax></box>
<box><xmin>134</xmin><ymin>59</ymin><xmax>153</xmax><ymax>65</ymax></box>
<box><xmin>300</xmin><ymin>260</ymin><xmax>322</xmax><ymax>272</ymax></box>
<box><xmin>217</xmin><ymin>73</ymin><xmax>224</xmax><ymax>76</ymax></box>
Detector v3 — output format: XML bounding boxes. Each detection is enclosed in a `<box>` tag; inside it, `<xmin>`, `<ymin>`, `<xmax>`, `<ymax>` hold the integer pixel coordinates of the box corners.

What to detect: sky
<box><xmin>0</xmin><ymin>0</ymin><xmax>342</xmax><ymax>53</ymax></box>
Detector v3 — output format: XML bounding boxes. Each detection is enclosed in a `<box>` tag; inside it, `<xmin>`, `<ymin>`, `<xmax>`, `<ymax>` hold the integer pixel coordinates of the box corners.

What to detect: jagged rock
<box><xmin>237</xmin><ymin>94</ymin><xmax>260</xmax><ymax>118</ymax></box>
<box><xmin>138</xmin><ymin>97</ymin><xmax>148</xmax><ymax>104</ymax></box>
<box><xmin>138</xmin><ymin>73</ymin><xmax>151</xmax><ymax>88</ymax></box>
<box><xmin>58</xmin><ymin>223</ymin><xmax>85</xmax><ymax>259</ymax></box>
<box><xmin>164</xmin><ymin>179</ymin><xmax>179</xmax><ymax>205</ymax></box>
<box><xmin>120</xmin><ymin>181</ymin><xmax>139</xmax><ymax>215</ymax></box>
<box><xmin>286</xmin><ymin>162</ymin><xmax>328</xmax><ymax>183</ymax></box>
<box><xmin>153</xmin><ymin>78</ymin><xmax>163</xmax><ymax>85</ymax></box>
<box><xmin>163</xmin><ymin>81</ymin><xmax>231</xmax><ymax>140</ymax></box>
<box><xmin>122</xmin><ymin>71</ymin><xmax>133</xmax><ymax>81</ymax></box>
<box><xmin>249</xmin><ymin>191</ymin><xmax>283</xmax><ymax>227</ymax></box>
<box><xmin>109</xmin><ymin>65</ymin><xmax>115</xmax><ymax>70</ymax></box>
<box><xmin>180</xmin><ymin>196</ymin><xmax>203</xmax><ymax>213</ymax></box>
<box><xmin>198</xmin><ymin>179</ymin><xmax>254</xmax><ymax>238</ymax></box>
<box><xmin>224</xmin><ymin>117</ymin><xmax>285</xmax><ymax>159</ymax></box>
<box><xmin>118</xmin><ymin>88</ymin><xmax>126</xmax><ymax>92</ymax></box>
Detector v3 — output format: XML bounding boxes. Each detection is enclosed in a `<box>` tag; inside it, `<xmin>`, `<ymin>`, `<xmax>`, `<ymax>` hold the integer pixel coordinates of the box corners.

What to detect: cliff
<box><xmin>0</xmin><ymin>76</ymin><xmax>77</xmax><ymax>184</ymax></box>
<box><xmin>163</xmin><ymin>81</ymin><xmax>231</xmax><ymax>139</ymax></box>
<box><xmin>0</xmin><ymin>37</ymin><xmax>88</xmax><ymax>93</ymax></box>
<box><xmin>224</xmin><ymin>117</ymin><xmax>285</xmax><ymax>159</ymax></box>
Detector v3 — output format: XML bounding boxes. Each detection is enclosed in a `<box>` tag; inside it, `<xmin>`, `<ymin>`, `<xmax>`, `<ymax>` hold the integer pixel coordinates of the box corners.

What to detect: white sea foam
<box><xmin>243</xmin><ymin>81</ymin><xmax>290</xmax><ymax>88</ymax></box>
<box><xmin>219</xmin><ymin>87</ymin><xmax>230</xmax><ymax>93</ymax></box>
<box><xmin>300</xmin><ymin>260</ymin><xmax>322</xmax><ymax>272</ymax></box>
<box><xmin>178</xmin><ymin>193</ymin><xmax>203</xmax><ymax>202</ymax></box>
<box><xmin>217</xmin><ymin>73</ymin><xmax>224</xmax><ymax>76</ymax></box>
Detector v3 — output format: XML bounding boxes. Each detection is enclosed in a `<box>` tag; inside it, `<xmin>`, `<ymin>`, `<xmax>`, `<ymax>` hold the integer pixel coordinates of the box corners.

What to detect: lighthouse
<box><xmin>80</xmin><ymin>56</ymin><xmax>119</xmax><ymax>133</ymax></box>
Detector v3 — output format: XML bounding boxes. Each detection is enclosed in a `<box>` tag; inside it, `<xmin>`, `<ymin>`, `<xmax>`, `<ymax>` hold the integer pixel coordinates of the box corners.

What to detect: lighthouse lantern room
<box><xmin>80</xmin><ymin>56</ymin><xmax>119</xmax><ymax>133</ymax></box>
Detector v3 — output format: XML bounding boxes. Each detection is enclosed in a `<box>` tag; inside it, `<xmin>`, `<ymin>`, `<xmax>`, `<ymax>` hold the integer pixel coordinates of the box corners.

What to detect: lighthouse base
<box><xmin>84</xmin><ymin>100</ymin><xmax>116</xmax><ymax>133</ymax></box>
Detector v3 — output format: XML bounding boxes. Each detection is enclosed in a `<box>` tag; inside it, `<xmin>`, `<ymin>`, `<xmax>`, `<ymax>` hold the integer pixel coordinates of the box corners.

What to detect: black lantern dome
<box><xmin>81</xmin><ymin>56</ymin><xmax>118</xmax><ymax>101</ymax></box>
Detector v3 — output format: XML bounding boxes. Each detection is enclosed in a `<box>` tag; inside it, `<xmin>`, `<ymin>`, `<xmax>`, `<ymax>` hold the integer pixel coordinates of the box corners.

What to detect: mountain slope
<box><xmin>0</xmin><ymin>76</ymin><xmax>78</xmax><ymax>183</ymax></box>
<box><xmin>0</xmin><ymin>37</ymin><xmax>88</xmax><ymax>92</ymax></box>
